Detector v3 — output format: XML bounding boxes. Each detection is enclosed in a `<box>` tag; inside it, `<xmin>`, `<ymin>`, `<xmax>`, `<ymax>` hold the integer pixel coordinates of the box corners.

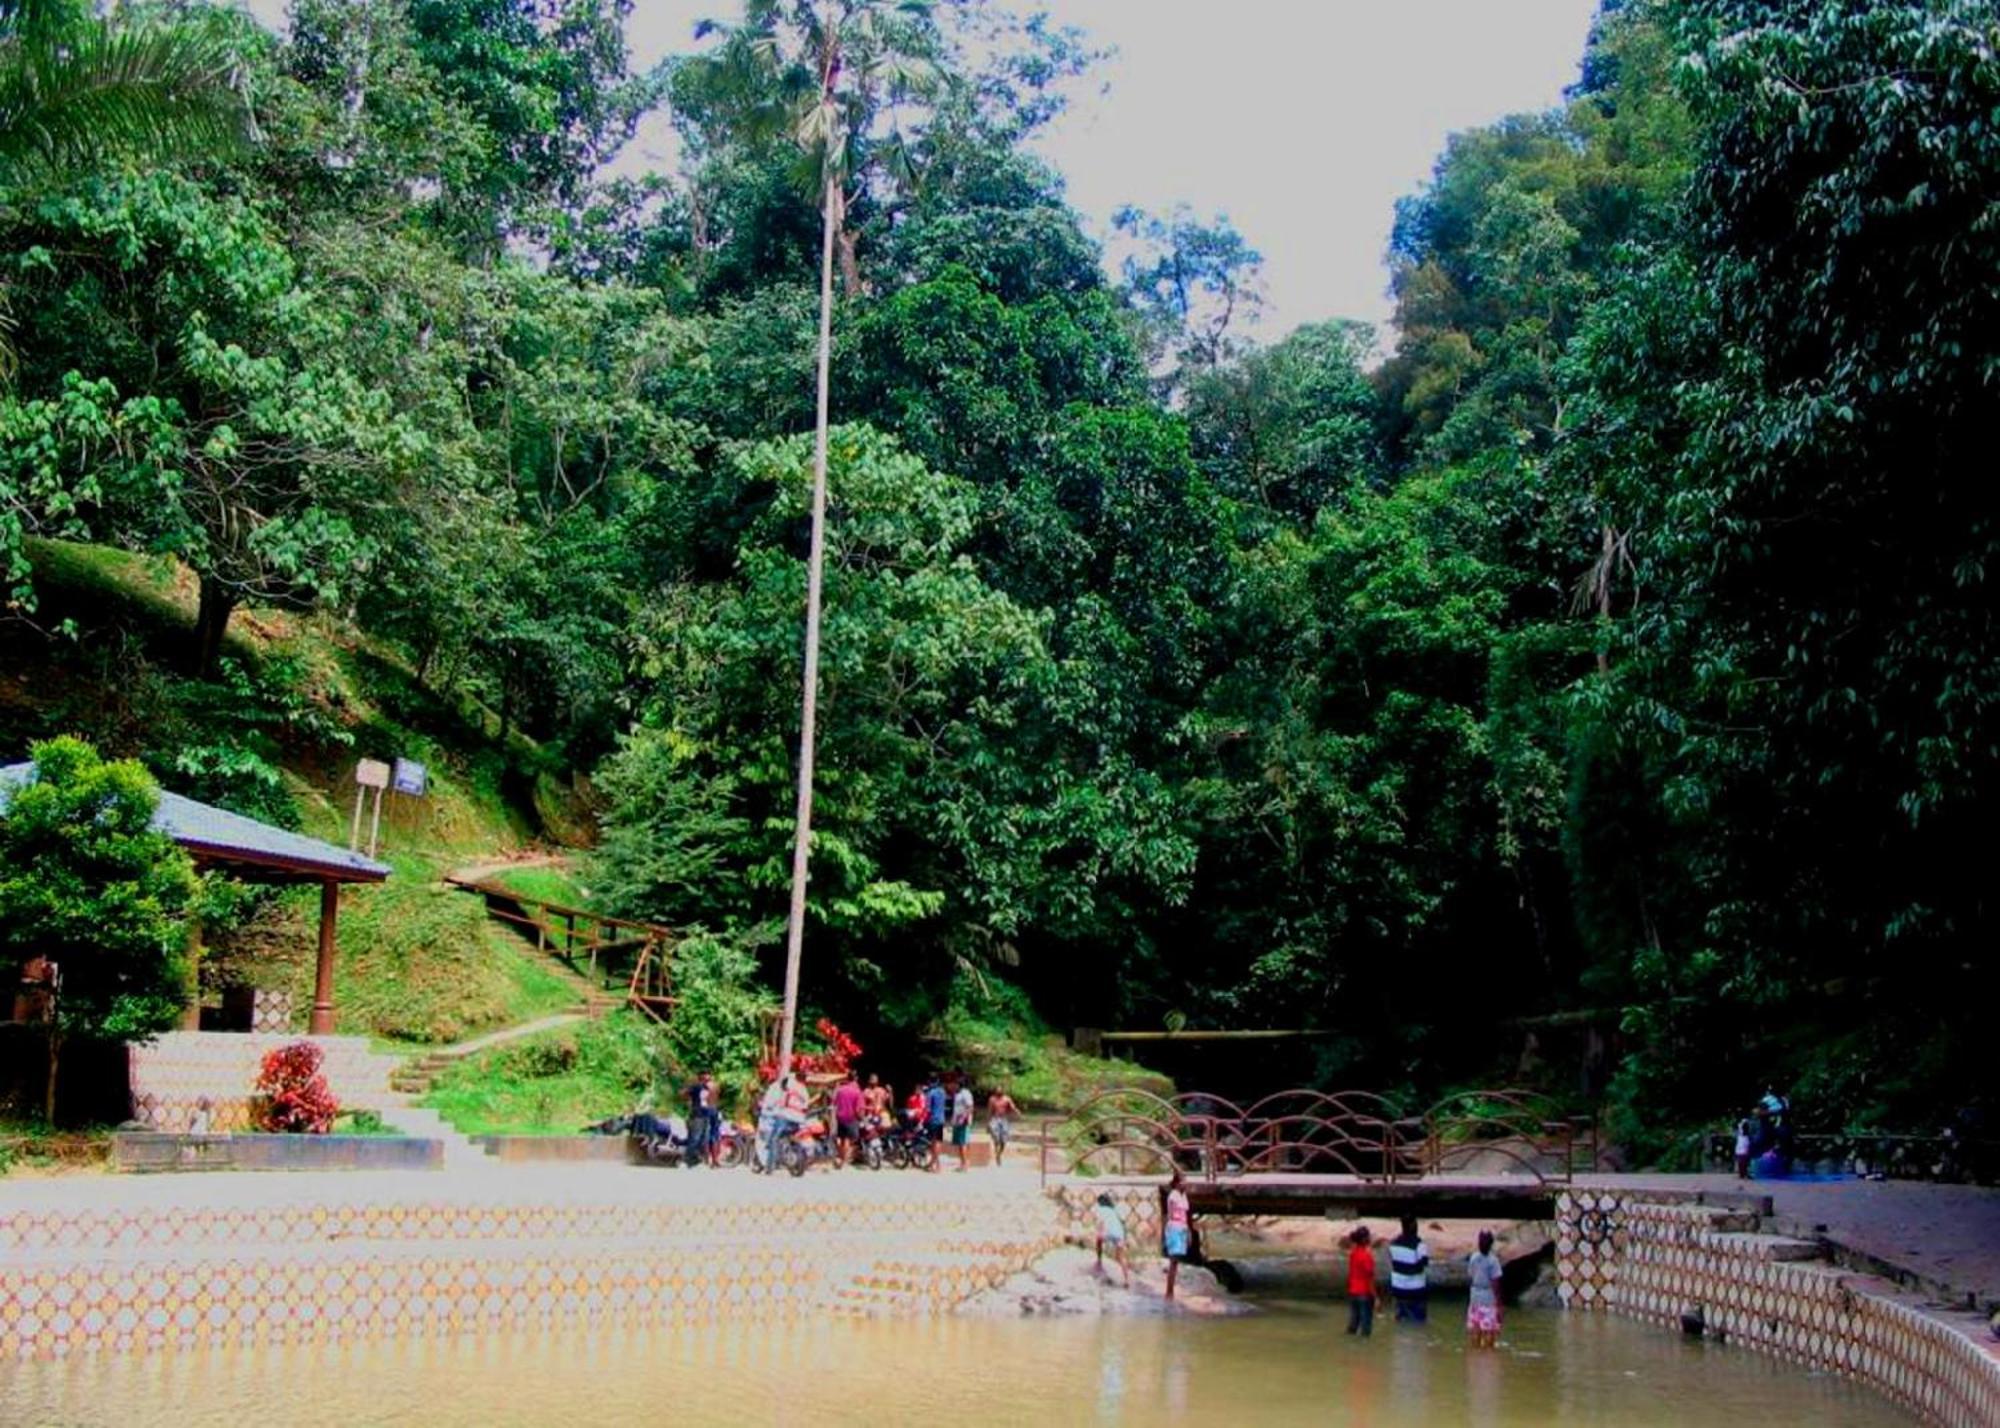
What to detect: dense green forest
<box><xmin>2</xmin><ymin>0</ymin><xmax>1994</xmax><ymax>1154</ymax></box>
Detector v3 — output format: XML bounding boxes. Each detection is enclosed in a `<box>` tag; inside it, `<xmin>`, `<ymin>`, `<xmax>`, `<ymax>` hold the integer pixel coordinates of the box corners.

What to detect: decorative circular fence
<box><xmin>1039</xmin><ymin>1086</ymin><xmax>1596</xmax><ymax>1187</ymax></box>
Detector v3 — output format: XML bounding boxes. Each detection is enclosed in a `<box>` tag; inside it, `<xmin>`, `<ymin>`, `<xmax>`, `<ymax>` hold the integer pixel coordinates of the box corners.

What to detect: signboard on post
<box><xmin>391</xmin><ymin>758</ymin><xmax>429</xmax><ymax>797</ymax></box>
<box><xmin>350</xmin><ymin>760</ymin><xmax>391</xmax><ymax>854</ymax></box>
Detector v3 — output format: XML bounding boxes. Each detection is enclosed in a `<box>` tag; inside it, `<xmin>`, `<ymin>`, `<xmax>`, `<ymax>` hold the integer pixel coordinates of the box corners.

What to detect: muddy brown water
<box><xmin>3</xmin><ymin>1296</ymin><xmax>1915</xmax><ymax>1426</ymax></box>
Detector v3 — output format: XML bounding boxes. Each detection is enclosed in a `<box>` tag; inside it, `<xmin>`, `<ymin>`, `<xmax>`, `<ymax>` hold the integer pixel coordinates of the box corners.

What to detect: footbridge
<box><xmin>1038</xmin><ymin>1086</ymin><xmax>1596</xmax><ymax>1220</ymax></box>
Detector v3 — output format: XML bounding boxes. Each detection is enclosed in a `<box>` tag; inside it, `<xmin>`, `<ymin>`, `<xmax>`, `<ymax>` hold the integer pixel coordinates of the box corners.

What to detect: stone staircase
<box><xmin>372</xmin><ymin>1099</ymin><xmax>491</xmax><ymax>1169</ymax></box>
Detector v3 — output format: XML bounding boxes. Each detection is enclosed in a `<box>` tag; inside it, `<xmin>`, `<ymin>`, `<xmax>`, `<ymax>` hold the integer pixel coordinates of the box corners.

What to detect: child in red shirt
<box><xmin>1345</xmin><ymin>1225</ymin><xmax>1382</xmax><ymax>1337</ymax></box>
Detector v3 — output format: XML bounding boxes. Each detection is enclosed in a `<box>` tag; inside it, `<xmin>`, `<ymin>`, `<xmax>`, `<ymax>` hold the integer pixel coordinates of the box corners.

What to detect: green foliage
<box><xmin>0</xmin><ymin>0</ymin><xmax>247</xmax><ymax>185</ymax></box>
<box><xmin>937</xmin><ymin>973</ymin><xmax>1171</xmax><ymax>1112</ymax></box>
<box><xmin>0</xmin><ymin>737</ymin><xmax>195</xmax><ymax>1043</ymax></box>
<box><xmin>422</xmin><ymin>1011</ymin><xmax>664</xmax><ymax>1135</ymax></box>
<box><xmin>656</xmin><ymin>929</ymin><xmax>775</xmax><ymax>1088</ymax></box>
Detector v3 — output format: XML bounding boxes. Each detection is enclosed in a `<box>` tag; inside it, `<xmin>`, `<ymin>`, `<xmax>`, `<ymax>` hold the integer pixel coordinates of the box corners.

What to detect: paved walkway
<box><xmin>1579</xmin><ymin>1173</ymin><xmax>2000</xmax><ymax>1310</ymax></box>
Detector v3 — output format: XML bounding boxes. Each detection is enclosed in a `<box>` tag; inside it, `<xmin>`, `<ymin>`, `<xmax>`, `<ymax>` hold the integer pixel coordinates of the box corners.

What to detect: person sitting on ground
<box><xmin>1094</xmin><ymin>1193</ymin><xmax>1132</xmax><ymax>1288</ymax></box>
<box><xmin>1163</xmin><ymin>1171</ymin><xmax>1194</xmax><ymax>1300</ymax></box>
<box><xmin>1466</xmin><ymin>1229</ymin><xmax>1504</xmax><ymax>1349</ymax></box>
<box><xmin>1388</xmin><ymin>1215</ymin><xmax>1429</xmax><ymax>1324</ymax></box>
<box><xmin>832</xmin><ymin>1068</ymin><xmax>864</xmax><ymax>1168</ymax></box>
<box><xmin>987</xmin><ymin>1086</ymin><xmax>1018</xmax><ymax>1166</ymax></box>
<box><xmin>950</xmin><ymin>1077</ymin><xmax>975</xmax><ymax>1171</ymax></box>
<box><xmin>1345</xmin><ymin>1225</ymin><xmax>1381</xmax><ymax>1337</ymax></box>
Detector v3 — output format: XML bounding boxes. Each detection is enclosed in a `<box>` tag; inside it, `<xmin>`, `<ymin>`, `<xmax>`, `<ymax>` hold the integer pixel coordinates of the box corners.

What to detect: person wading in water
<box><xmin>1388</xmin><ymin>1216</ymin><xmax>1430</xmax><ymax>1323</ymax></box>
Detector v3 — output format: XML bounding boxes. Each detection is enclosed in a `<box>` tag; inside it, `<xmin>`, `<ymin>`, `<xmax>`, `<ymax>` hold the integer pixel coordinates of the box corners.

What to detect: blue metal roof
<box><xmin>0</xmin><ymin>762</ymin><xmax>390</xmax><ymax>883</ymax></box>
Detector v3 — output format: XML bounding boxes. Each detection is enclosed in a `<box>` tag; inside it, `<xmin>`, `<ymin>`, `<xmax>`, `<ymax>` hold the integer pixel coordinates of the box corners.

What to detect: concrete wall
<box><xmin>112</xmin><ymin>1133</ymin><xmax>442</xmax><ymax>1174</ymax></box>
<box><xmin>0</xmin><ymin>1183</ymin><xmax>1065</xmax><ymax>1358</ymax></box>
<box><xmin>1555</xmin><ymin>1188</ymin><xmax>2000</xmax><ymax>1428</ymax></box>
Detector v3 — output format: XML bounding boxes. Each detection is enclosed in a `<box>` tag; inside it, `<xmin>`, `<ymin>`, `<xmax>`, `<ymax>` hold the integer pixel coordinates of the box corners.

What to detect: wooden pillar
<box><xmin>310</xmin><ymin>879</ymin><xmax>340</xmax><ymax>1035</ymax></box>
<box><xmin>181</xmin><ymin>915</ymin><xmax>205</xmax><ymax>1031</ymax></box>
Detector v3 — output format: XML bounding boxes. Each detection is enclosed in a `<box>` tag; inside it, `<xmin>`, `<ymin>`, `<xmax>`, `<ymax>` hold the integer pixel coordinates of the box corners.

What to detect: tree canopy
<box><xmin>3</xmin><ymin>0</ymin><xmax>1995</xmax><ymax>1148</ymax></box>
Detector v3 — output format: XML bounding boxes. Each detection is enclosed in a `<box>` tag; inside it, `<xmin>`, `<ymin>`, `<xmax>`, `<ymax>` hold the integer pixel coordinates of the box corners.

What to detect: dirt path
<box><xmin>443</xmin><ymin>850</ymin><xmax>572</xmax><ymax>887</ymax></box>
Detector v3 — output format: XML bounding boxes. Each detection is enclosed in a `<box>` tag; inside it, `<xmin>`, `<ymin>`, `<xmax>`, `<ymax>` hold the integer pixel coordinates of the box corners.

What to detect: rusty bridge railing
<box><xmin>1038</xmin><ymin>1085</ymin><xmax>1596</xmax><ymax>1188</ymax></box>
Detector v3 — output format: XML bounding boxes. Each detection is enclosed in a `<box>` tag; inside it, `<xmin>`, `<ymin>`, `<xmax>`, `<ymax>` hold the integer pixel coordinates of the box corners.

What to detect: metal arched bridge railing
<box><xmin>1038</xmin><ymin>1086</ymin><xmax>1596</xmax><ymax>1188</ymax></box>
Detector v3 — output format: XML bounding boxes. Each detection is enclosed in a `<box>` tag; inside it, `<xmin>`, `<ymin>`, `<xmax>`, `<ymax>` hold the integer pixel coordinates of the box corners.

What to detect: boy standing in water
<box><xmin>1388</xmin><ymin>1216</ymin><xmax>1430</xmax><ymax>1323</ymax></box>
<box><xmin>1345</xmin><ymin>1226</ymin><xmax>1382</xmax><ymax>1337</ymax></box>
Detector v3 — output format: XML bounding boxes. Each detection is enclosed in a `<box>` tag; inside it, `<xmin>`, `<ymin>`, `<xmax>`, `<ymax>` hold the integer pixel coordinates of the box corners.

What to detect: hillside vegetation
<box><xmin>1</xmin><ymin>539</ymin><xmax>593</xmax><ymax>1046</ymax></box>
<box><xmin>3</xmin><ymin>0</ymin><xmax>1995</xmax><ymax>1153</ymax></box>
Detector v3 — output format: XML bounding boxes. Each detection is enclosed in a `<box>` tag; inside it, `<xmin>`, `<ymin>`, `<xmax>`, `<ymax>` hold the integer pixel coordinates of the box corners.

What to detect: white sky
<box><xmin>247</xmin><ymin>0</ymin><xmax>1600</xmax><ymax>337</ymax></box>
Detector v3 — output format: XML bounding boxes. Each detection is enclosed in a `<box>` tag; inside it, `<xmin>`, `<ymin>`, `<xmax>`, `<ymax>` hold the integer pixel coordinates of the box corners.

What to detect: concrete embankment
<box><xmin>1556</xmin><ymin>1187</ymin><xmax>2000</xmax><ymax>1428</ymax></box>
<box><xmin>0</xmin><ymin>1165</ymin><xmax>1065</xmax><ymax>1358</ymax></box>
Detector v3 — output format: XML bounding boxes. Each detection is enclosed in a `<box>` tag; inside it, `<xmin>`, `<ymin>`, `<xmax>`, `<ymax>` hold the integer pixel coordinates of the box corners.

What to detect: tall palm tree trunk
<box><xmin>776</xmin><ymin>171</ymin><xmax>840</xmax><ymax>1075</ymax></box>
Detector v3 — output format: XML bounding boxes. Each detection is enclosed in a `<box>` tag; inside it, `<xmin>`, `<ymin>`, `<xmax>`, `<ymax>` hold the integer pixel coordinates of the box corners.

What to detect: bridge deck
<box><xmin>1063</xmin><ymin>1173</ymin><xmax>1565</xmax><ymax>1220</ymax></box>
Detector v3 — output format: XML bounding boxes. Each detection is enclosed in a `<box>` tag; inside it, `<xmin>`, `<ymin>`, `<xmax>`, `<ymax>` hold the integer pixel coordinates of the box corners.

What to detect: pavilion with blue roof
<box><xmin>0</xmin><ymin>762</ymin><xmax>390</xmax><ymax>1035</ymax></box>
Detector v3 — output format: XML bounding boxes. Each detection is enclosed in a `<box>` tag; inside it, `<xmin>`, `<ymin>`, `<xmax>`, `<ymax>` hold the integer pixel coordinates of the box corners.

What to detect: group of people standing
<box><xmin>1344</xmin><ymin>1220</ymin><xmax>1505</xmax><ymax>1347</ymax></box>
<box><xmin>753</xmin><ymin>1066</ymin><xmax>1021</xmax><ymax>1173</ymax></box>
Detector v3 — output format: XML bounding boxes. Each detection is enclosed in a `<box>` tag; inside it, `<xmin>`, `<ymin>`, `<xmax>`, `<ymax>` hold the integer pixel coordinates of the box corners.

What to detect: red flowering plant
<box><xmin>253</xmin><ymin>1041</ymin><xmax>340</xmax><ymax>1133</ymax></box>
<box><xmin>757</xmin><ymin>1018</ymin><xmax>862</xmax><ymax>1084</ymax></box>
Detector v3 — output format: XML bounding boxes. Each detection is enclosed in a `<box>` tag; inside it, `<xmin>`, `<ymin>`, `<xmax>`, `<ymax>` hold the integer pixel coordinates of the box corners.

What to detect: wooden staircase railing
<box><xmin>444</xmin><ymin>875</ymin><xmax>675</xmax><ymax>1020</ymax></box>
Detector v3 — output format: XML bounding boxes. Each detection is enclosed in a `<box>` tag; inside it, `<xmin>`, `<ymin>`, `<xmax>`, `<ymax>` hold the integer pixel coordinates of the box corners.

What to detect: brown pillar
<box><xmin>310</xmin><ymin>879</ymin><xmax>339</xmax><ymax>1035</ymax></box>
<box><xmin>181</xmin><ymin>916</ymin><xmax>205</xmax><ymax>1031</ymax></box>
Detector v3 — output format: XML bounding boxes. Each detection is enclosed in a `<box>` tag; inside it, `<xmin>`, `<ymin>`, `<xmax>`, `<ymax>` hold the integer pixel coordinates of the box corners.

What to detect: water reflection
<box><xmin>4</xmin><ymin>1302</ymin><xmax>1916</xmax><ymax>1427</ymax></box>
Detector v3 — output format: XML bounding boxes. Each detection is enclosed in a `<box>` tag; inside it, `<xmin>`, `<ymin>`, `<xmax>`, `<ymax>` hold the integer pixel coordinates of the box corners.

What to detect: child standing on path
<box><xmin>1734</xmin><ymin>1117</ymin><xmax>1754</xmax><ymax>1179</ymax></box>
<box><xmin>1345</xmin><ymin>1226</ymin><xmax>1382</xmax><ymax>1337</ymax></box>
<box><xmin>1466</xmin><ymin>1229</ymin><xmax>1504</xmax><ymax>1348</ymax></box>
<box><xmin>1094</xmin><ymin>1193</ymin><xmax>1132</xmax><ymax>1288</ymax></box>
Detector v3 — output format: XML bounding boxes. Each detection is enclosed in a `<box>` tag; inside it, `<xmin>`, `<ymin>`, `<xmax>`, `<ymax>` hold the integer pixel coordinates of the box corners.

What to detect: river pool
<box><xmin>3</xmin><ymin>1297</ymin><xmax>1914</xmax><ymax>1426</ymax></box>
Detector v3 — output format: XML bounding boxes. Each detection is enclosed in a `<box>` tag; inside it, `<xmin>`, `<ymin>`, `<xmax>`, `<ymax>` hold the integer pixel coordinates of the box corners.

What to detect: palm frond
<box><xmin>0</xmin><ymin>18</ymin><xmax>248</xmax><ymax>179</ymax></box>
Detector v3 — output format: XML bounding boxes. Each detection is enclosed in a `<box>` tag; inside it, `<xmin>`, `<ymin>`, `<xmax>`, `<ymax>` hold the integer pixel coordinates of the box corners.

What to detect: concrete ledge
<box><xmin>112</xmin><ymin>1132</ymin><xmax>442</xmax><ymax>1174</ymax></box>
<box><xmin>470</xmin><ymin>1135</ymin><xmax>635</xmax><ymax>1164</ymax></box>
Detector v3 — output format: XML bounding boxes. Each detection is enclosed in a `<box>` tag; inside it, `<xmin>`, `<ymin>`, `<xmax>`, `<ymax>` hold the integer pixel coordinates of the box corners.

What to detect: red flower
<box><xmin>254</xmin><ymin>1041</ymin><xmax>340</xmax><ymax>1134</ymax></box>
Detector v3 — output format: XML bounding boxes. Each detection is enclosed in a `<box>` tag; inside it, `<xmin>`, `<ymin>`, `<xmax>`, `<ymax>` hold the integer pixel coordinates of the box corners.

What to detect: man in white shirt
<box><xmin>1388</xmin><ymin>1215</ymin><xmax>1430</xmax><ymax>1323</ymax></box>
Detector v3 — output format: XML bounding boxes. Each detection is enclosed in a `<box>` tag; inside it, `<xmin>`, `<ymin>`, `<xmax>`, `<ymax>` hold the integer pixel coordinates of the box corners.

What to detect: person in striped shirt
<box><xmin>1388</xmin><ymin>1215</ymin><xmax>1430</xmax><ymax>1323</ymax></box>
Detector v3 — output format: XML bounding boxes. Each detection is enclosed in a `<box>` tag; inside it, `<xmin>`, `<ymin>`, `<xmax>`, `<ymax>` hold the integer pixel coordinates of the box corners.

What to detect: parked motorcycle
<box><xmin>774</xmin><ymin>1117</ymin><xmax>840</xmax><ymax>1177</ymax></box>
<box><xmin>881</xmin><ymin>1119</ymin><xmax>940</xmax><ymax>1171</ymax></box>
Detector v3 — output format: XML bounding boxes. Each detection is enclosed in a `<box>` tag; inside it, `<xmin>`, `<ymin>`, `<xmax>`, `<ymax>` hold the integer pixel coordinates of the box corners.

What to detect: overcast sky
<box><xmin>246</xmin><ymin>0</ymin><xmax>1600</xmax><ymax>337</ymax></box>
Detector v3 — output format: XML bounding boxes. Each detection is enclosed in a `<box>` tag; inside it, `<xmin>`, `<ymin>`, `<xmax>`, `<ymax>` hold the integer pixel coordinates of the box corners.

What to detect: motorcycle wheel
<box><xmin>862</xmin><ymin>1138</ymin><xmax>884</xmax><ymax>1171</ymax></box>
<box><xmin>783</xmin><ymin>1141</ymin><xmax>808</xmax><ymax>1178</ymax></box>
<box><xmin>913</xmin><ymin>1138</ymin><xmax>940</xmax><ymax>1172</ymax></box>
<box><xmin>884</xmin><ymin>1140</ymin><xmax>910</xmax><ymax>1170</ymax></box>
<box><xmin>721</xmin><ymin>1136</ymin><xmax>749</xmax><ymax>1169</ymax></box>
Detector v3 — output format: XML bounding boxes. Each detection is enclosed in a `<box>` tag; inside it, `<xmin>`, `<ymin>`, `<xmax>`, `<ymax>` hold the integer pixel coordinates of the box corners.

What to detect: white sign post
<box><xmin>352</xmin><ymin>759</ymin><xmax>390</xmax><ymax>855</ymax></box>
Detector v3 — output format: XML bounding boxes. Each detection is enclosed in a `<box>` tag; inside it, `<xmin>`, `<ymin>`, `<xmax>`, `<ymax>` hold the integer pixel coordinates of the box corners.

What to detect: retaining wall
<box><xmin>0</xmin><ymin>1181</ymin><xmax>1065</xmax><ymax>1359</ymax></box>
<box><xmin>1555</xmin><ymin>1188</ymin><xmax>2000</xmax><ymax>1428</ymax></box>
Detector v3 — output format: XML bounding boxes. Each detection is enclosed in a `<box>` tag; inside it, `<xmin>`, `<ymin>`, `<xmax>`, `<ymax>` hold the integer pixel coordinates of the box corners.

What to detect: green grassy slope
<box><xmin>421</xmin><ymin>1012</ymin><xmax>660</xmax><ymax>1135</ymax></box>
<box><xmin>1</xmin><ymin>539</ymin><xmax>593</xmax><ymax>1046</ymax></box>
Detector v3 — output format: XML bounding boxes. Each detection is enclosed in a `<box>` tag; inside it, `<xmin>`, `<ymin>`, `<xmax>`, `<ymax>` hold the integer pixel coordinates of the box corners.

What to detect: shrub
<box><xmin>254</xmin><ymin>1041</ymin><xmax>339</xmax><ymax>1133</ymax></box>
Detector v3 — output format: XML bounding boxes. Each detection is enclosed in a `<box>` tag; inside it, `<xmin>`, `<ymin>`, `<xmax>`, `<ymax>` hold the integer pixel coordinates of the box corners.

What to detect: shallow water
<box><xmin>3</xmin><ymin>1298</ymin><xmax>1914</xmax><ymax>1427</ymax></box>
